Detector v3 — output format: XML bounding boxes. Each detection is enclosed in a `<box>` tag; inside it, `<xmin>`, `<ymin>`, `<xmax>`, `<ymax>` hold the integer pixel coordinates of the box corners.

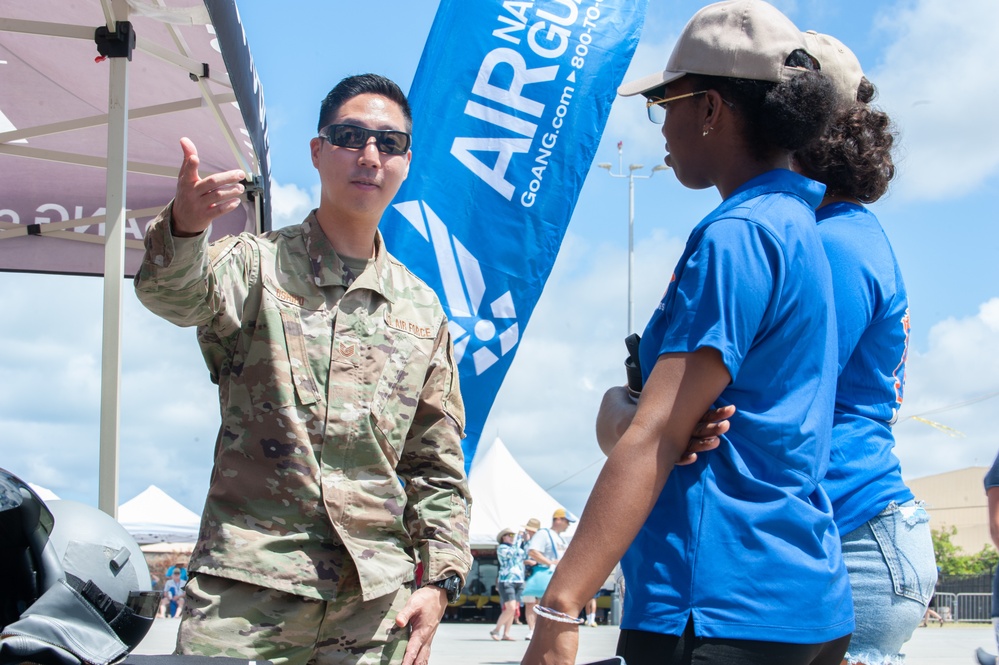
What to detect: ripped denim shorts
<box><xmin>840</xmin><ymin>499</ymin><xmax>938</xmax><ymax>665</ymax></box>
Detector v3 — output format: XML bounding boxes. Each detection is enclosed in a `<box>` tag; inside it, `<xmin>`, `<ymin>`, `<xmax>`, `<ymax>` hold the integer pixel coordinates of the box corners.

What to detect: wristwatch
<box><xmin>429</xmin><ymin>575</ymin><xmax>462</xmax><ymax>603</ymax></box>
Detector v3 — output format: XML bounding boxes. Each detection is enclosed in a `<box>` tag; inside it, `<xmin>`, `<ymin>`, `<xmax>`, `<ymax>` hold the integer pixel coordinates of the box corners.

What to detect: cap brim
<box><xmin>618</xmin><ymin>68</ymin><xmax>686</xmax><ymax>97</ymax></box>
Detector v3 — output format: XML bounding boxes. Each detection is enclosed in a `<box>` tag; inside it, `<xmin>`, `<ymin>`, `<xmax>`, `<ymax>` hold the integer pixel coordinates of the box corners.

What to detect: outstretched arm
<box><xmin>134</xmin><ymin>138</ymin><xmax>252</xmax><ymax>331</ymax></box>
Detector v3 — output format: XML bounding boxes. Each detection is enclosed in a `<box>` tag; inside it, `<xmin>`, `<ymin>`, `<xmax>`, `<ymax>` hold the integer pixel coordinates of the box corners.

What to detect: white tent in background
<box><xmin>118</xmin><ymin>485</ymin><xmax>200</xmax><ymax>544</ymax></box>
<box><xmin>467</xmin><ymin>437</ymin><xmax>577</xmax><ymax>548</ymax></box>
<box><xmin>28</xmin><ymin>483</ymin><xmax>60</xmax><ymax>502</ymax></box>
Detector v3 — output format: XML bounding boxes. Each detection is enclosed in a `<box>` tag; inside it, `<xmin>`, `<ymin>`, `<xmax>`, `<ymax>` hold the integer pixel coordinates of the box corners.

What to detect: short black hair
<box><xmin>317</xmin><ymin>73</ymin><xmax>413</xmax><ymax>134</ymax></box>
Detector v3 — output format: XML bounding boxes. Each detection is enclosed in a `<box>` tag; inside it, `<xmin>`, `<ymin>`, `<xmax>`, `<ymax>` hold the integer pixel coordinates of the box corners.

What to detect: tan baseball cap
<box><xmin>802</xmin><ymin>30</ymin><xmax>863</xmax><ymax>109</ymax></box>
<box><xmin>619</xmin><ymin>0</ymin><xmax>811</xmax><ymax>97</ymax></box>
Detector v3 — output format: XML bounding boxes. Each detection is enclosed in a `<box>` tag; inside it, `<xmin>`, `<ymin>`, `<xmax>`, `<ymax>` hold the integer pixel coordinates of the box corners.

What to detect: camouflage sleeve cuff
<box><xmin>422</xmin><ymin>554</ymin><xmax>471</xmax><ymax>587</ymax></box>
<box><xmin>135</xmin><ymin>202</ymin><xmax>219</xmax><ymax>328</ymax></box>
<box><xmin>171</xmin><ymin>231</ymin><xmax>208</xmax><ymax>266</ymax></box>
<box><xmin>141</xmin><ymin>201</ymin><xmax>210</xmax><ymax>271</ymax></box>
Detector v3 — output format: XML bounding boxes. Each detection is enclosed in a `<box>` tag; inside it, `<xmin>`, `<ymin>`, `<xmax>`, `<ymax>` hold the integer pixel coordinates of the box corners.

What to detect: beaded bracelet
<box><xmin>532</xmin><ymin>605</ymin><xmax>585</xmax><ymax>625</ymax></box>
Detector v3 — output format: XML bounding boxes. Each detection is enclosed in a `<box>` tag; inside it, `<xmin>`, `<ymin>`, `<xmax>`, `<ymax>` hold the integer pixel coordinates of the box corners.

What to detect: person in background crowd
<box><xmin>584</xmin><ymin>595</ymin><xmax>598</xmax><ymax>628</ymax></box>
<box><xmin>520</xmin><ymin>517</ymin><xmax>541</xmax><ymax>635</ymax></box>
<box><xmin>490</xmin><ymin>528</ymin><xmax>527</xmax><ymax>641</ymax></box>
<box><xmin>522</xmin><ymin>509</ymin><xmax>575</xmax><ymax>640</ymax></box>
<box><xmin>158</xmin><ymin>567</ymin><xmax>186</xmax><ymax>619</ymax></box>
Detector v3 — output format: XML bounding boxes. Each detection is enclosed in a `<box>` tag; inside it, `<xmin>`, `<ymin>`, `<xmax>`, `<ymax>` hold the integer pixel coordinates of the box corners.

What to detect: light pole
<box><xmin>598</xmin><ymin>141</ymin><xmax>668</xmax><ymax>335</ymax></box>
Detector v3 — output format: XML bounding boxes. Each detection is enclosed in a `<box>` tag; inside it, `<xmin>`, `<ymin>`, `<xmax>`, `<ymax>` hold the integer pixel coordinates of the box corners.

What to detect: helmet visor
<box><xmin>126</xmin><ymin>590</ymin><xmax>162</xmax><ymax>619</ymax></box>
<box><xmin>0</xmin><ymin>468</ymin><xmax>55</xmax><ymax>537</ymax></box>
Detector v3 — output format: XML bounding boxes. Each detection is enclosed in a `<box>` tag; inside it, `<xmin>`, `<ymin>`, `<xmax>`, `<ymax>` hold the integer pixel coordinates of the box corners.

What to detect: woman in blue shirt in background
<box><xmin>796</xmin><ymin>31</ymin><xmax>938</xmax><ymax>665</ymax></box>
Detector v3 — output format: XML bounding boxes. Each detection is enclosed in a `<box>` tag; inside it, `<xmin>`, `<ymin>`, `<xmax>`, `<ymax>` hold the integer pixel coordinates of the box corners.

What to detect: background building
<box><xmin>910</xmin><ymin>466</ymin><xmax>991</xmax><ymax>554</ymax></box>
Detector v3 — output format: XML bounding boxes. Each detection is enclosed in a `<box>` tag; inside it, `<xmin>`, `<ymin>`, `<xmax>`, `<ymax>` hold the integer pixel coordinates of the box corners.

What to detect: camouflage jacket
<box><xmin>134</xmin><ymin>206</ymin><xmax>471</xmax><ymax>601</ymax></box>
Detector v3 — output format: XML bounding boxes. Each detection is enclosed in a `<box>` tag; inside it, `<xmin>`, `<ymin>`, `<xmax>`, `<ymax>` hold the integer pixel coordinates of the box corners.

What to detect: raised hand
<box><xmin>170</xmin><ymin>137</ymin><xmax>246</xmax><ymax>236</ymax></box>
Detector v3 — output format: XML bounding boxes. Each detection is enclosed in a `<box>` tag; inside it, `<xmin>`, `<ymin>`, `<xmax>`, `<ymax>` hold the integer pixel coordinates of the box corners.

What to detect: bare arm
<box><xmin>522</xmin><ymin>346</ymin><xmax>731</xmax><ymax>665</ymax></box>
<box><xmin>597</xmin><ymin>392</ymin><xmax>734</xmax><ymax>461</ymax></box>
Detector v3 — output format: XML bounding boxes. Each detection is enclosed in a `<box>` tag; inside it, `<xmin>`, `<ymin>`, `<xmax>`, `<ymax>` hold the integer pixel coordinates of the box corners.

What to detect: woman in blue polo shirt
<box><xmin>795</xmin><ymin>32</ymin><xmax>938</xmax><ymax>665</ymax></box>
<box><xmin>521</xmin><ymin>2</ymin><xmax>853</xmax><ymax>664</ymax></box>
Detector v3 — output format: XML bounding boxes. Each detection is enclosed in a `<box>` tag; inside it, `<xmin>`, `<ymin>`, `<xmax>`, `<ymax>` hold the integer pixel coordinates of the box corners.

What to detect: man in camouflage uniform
<box><xmin>135</xmin><ymin>74</ymin><xmax>471</xmax><ymax>665</ymax></box>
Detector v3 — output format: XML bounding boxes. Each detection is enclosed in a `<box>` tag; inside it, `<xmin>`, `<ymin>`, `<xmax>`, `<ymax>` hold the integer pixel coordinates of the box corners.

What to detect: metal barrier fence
<box><xmin>930</xmin><ymin>592</ymin><xmax>956</xmax><ymax>623</ymax></box>
<box><xmin>930</xmin><ymin>592</ymin><xmax>993</xmax><ymax>622</ymax></box>
<box><xmin>957</xmin><ymin>593</ymin><xmax>992</xmax><ymax>622</ymax></box>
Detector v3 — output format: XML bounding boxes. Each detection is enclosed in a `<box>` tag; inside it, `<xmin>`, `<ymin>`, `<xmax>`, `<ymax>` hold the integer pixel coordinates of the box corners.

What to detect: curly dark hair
<box><xmin>317</xmin><ymin>73</ymin><xmax>412</xmax><ymax>134</ymax></box>
<box><xmin>687</xmin><ymin>50</ymin><xmax>836</xmax><ymax>162</ymax></box>
<box><xmin>794</xmin><ymin>77</ymin><xmax>896</xmax><ymax>203</ymax></box>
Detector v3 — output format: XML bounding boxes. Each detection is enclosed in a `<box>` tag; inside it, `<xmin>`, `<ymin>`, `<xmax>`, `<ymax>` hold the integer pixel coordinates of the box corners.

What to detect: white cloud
<box><xmin>0</xmin><ymin>271</ymin><xmax>220</xmax><ymax>511</ymax></box>
<box><xmin>871</xmin><ymin>0</ymin><xmax>999</xmax><ymax>201</ymax></box>
<box><xmin>269</xmin><ymin>179</ymin><xmax>319</xmax><ymax>229</ymax></box>
<box><xmin>894</xmin><ymin>298</ymin><xmax>999</xmax><ymax>480</ymax></box>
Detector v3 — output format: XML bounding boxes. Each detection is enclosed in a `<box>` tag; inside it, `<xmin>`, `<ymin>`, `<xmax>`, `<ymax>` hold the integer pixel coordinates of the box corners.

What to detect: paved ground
<box><xmin>135</xmin><ymin>618</ymin><xmax>994</xmax><ymax>664</ymax></box>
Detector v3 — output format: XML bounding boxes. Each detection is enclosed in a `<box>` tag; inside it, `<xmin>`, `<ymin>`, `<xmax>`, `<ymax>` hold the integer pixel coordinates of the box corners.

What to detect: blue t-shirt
<box><xmin>622</xmin><ymin>170</ymin><xmax>853</xmax><ymax>643</ymax></box>
<box><xmin>816</xmin><ymin>202</ymin><xmax>914</xmax><ymax>535</ymax></box>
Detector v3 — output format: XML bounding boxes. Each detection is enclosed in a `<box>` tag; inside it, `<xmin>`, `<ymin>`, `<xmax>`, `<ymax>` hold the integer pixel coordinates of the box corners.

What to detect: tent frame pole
<box><xmin>98</xmin><ymin>2</ymin><xmax>132</xmax><ymax>518</ymax></box>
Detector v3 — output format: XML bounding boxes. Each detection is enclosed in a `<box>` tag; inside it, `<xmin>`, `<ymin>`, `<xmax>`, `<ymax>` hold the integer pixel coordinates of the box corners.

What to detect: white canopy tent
<box><xmin>118</xmin><ymin>484</ymin><xmax>200</xmax><ymax>544</ymax></box>
<box><xmin>0</xmin><ymin>0</ymin><xmax>270</xmax><ymax>516</ymax></box>
<box><xmin>467</xmin><ymin>437</ymin><xmax>577</xmax><ymax>549</ymax></box>
<box><xmin>28</xmin><ymin>484</ymin><xmax>61</xmax><ymax>502</ymax></box>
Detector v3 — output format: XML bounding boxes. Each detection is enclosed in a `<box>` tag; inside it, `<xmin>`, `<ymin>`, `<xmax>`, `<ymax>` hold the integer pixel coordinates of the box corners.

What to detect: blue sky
<box><xmin>2</xmin><ymin>0</ymin><xmax>998</xmax><ymax>522</ymax></box>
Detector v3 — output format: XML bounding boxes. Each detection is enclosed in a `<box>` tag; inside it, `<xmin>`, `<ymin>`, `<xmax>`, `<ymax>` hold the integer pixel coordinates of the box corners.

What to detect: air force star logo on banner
<box><xmin>393</xmin><ymin>200</ymin><xmax>519</xmax><ymax>375</ymax></box>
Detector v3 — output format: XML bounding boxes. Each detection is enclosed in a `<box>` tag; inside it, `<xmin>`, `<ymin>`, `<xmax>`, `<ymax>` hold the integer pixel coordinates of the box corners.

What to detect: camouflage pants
<box><xmin>176</xmin><ymin>571</ymin><xmax>411</xmax><ymax>665</ymax></box>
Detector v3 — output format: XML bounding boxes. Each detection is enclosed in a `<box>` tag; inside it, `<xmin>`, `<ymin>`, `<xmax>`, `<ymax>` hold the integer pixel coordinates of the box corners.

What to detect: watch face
<box><xmin>434</xmin><ymin>576</ymin><xmax>461</xmax><ymax>602</ymax></box>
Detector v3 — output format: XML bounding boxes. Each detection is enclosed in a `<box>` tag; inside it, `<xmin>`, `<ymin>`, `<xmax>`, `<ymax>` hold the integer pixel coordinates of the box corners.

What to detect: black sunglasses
<box><xmin>319</xmin><ymin>123</ymin><xmax>411</xmax><ymax>155</ymax></box>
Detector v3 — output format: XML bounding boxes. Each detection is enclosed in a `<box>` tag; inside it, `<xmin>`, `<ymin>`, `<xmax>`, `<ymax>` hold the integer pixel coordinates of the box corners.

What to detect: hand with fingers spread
<box><xmin>171</xmin><ymin>137</ymin><xmax>246</xmax><ymax>237</ymax></box>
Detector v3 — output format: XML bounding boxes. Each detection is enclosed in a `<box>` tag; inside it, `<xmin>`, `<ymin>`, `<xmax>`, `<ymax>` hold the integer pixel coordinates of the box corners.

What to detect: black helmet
<box><xmin>0</xmin><ymin>468</ymin><xmax>160</xmax><ymax>665</ymax></box>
